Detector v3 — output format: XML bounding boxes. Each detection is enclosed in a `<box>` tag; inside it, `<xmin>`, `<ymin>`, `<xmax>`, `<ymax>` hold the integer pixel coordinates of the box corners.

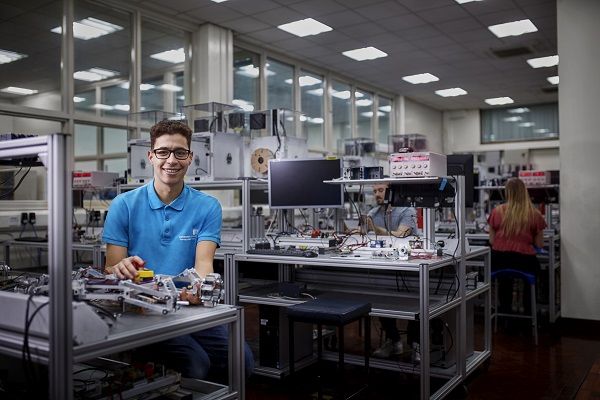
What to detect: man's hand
<box><xmin>108</xmin><ymin>256</ymin><xmax>144</xmax><ymax>280</ymax></box>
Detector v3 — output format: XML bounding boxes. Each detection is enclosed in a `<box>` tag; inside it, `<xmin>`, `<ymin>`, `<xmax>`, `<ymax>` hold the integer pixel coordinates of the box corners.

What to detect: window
<box><xmin>75</xmin><ymin>124</ymin><xmax>98</xmax><ymax>157</ymax></box>
<box><xmin>74</xmin><ymin>3</ymin><xmax>130</xmax><ymax>117</ymax></box>
<box><xmin>299</xmin><ymin>70</ymin><xmax>324</xmax><ymax>149</ymax></box>
<box><xmin>266</xmin><ymin>58</ymin><xmax>293</xmax><ymax>110</ymax></box>
<box><xmin>331</xmin><ymin>80</ymin><xmax>351</xmax><ymax>152</ymax></box>
<box><xmin>481</xmin><ymin>103</ymin><xmax>559</xmax><ymax>143</ymax></box>
<box><xmin>378</xmin><ymin>96</ymin><xmax>392</xmax><ymax>145</ymax></box>
<box><xmin>233</xmin><ymin>48</ymin><xmax>260</xmax><ymax>112</ymax></box>
<box><xmin>355</xmin><ymin>89</ymin><xmax>373</xmax><ymax>138</ymax></box>
<box><xmin>141</xmin><ymin>20</ymin><xmax>186</xmax><ymax>114</ymax></box>
<box><xmin>75</xmin><ymin>124</ymin><xmax>128</xmax><ymax>177</ymax></box>
<box><xmin>0</xmin><ymin>0</ymin><xmax>62</xmax><ymax>111</ymax></box>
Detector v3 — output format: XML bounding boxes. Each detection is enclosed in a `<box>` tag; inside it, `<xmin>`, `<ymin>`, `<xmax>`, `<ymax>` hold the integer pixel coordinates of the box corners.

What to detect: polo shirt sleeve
<box><xmin>398</xmin><ymin>207</ymin><xmax>417</xmax><ymax>231</ymax></box>
<box><xmin>197</xmin><ymin>198</ymin><xmax>222</xmax><ymax>246</ymax></box>
<box><xmin>102</xmin><ymin>195</ymin><xmax>129</xmax><ymax>247</ymax></box>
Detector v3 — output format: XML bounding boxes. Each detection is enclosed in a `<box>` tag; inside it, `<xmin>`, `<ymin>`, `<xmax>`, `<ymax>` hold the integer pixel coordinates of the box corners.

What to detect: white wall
<box><xmin>403</xmin><ymin>98</ymin><xmax>443</xmax><ymax>153</ymax></box>
<box><xmin>557</xmin><ymin>0</ymin><xmax>600</xmax><ymax>321</ymax></box>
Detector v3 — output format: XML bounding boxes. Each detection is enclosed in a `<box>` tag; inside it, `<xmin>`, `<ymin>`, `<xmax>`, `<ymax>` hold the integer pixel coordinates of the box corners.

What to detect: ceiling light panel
<box><xmin>547</xmin><ymin>76</ymin><xmax>559</xmax><ymax>85</ymax></box>
<box><xmin>74</xmin><ymin>68</ymin><xmax>119</xmax><ymax>82</ymax></box>
<box><xmin>211</xmin><ymin>0</ymin><xmax>228</xmax><ymax>2</ymax></box>
<box><xmin>455</xmin><ymin>0</ymin><xmax>484</xmax><ymax>3</ymax></box>
<box><xmin>484</xmin><ymin>97</ymin><xmax>514</xmax><ymax>105</ymax></box>
<box><xmin>435</xmin><ymin>88</ymin><xmax>467</xmax><ymax>97</ymax></box>
<box><xmin>150</xmin><ymin>48</ymin><xmax>185</xmax><ymax>64</ymax></box>
<box><xmin>488</xmin><ymin>19</ymin><xmax>538</xmax><ymax>38</ymax></box>
<box><xmin>278</xmin><ymin>18</ymin><xmax>332</xmax><ymax>38</ymax></box>
<box><xmin>402</xmin><ymin>73</ymin><xmax>439</xmax><ymax>84</ymax></box>
<box><xmin>0</xmin><ymin>49</ymin><xmax>27</xmax><ymax>65</ymax></box>
<box><xmin>51</xmin><ymin>17</ymin><xmax>123</xmax><ymax>40</ymax></box>
<box><xmin>1</xmin><ymin>86</ymin><xmax>38</xmax><ymax>95</ymax></box>
<box><xmin>342</xmin><ymin>47</ymin><xmax>387</xmax><ymax>61</ymax></box>
<box><xmin>527</xmin><ymin>55</ymin><xmax>559</xmax><ymax>68</ymax></box>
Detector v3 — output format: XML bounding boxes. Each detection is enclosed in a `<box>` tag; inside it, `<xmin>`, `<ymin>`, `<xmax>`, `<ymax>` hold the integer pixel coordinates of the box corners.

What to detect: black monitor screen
<box><xmin>447</xmin><ymin>154</ymin><xmax>474</xmax><ymax>207</ymax></box>
<box><xmin>268</xmin><ymin>158</ymin><xmax>343</xmax><ymax>209</ymax></box>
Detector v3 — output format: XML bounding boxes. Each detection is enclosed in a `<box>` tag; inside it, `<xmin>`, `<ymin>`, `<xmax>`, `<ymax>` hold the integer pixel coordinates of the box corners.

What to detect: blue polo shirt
<box><xmin>368</xmin><ymin>206</ymin><xmax>417</xmax><ymax>234</ymax></box>
<box><xmin>102</xmin><ymin>181</ymin><xmax>222</xmax><ymax>276</ymax></box>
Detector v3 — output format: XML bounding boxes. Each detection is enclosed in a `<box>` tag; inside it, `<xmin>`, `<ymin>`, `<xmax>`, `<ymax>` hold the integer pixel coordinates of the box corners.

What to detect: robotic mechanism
<box><xmin>32</xmin><ymin>267</ymin><xmax>224</xmax><ymax>315</ymax></box>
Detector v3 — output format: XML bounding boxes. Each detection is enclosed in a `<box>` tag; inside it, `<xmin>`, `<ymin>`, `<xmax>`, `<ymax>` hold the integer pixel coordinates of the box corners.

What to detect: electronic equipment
<box><xmin>258</xmin><ymin>305</ymin><xmax>313</xmax><ymax>369</ymax></box>
<box><xmin>246</xmin><ymin>135</ymin><xmax>308</xmax><ymax>178</ymax></box>
<box><xmin>278</xmin><ymin>236</ymin><xmax>338</xmax><ymax>249</ymax></box>
<box><xmin>127</xmin><ymin>139</ymin><xmax>153</xmax><ymax>184</ymax></box>
<box><xmin>389</xmin><ymin>151</ymin><xmax>447</xmax><ymax>178</ymax></box>
<box><xmin>388</xmin><ymin>180</ymin><xmax>456</xmax><ymax>208</ymax></box>
<box><xmin>518</xmin><ymin>170</ymin><xmax>551</xmax><ymax>186</ymax></box>
<box><xmin>268</xmin><ymin>158</ymin><xmax>343</xmax><ymax>209</ymax></box>
<box><xmin>388</xmin><ymin>133</ymin><xmax>427</xmax><ymax>153</ymax></box>
<box><xmin>446</xmin><ymin>154</ymin><xmax>475</xmax><ymax>207</ymax></box>
<box><xmin>246</xmin><ymin>248</ymin><xmax>318</xmax><ymax>257</ymax></box>
<box><xmin>346</xmin><ymin>166</ymin><xmax>383</xmax><ymax>180</ymax></box>
<box><xmin>73</xmin><ymin>171</ymin><xmax>119</xmax><ymax>188</ymax></box>
<box><xmin>186</xmin><ymin>132</ymin><xmax>243</xmax><ymax>182</ymax></box>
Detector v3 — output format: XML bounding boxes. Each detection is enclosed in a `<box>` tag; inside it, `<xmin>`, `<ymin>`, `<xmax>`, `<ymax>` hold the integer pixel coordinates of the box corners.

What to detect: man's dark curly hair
<box><xmin>150</xmin><ymin>119</ymin><xmax>192</xmax><ymax>149</ymax></box>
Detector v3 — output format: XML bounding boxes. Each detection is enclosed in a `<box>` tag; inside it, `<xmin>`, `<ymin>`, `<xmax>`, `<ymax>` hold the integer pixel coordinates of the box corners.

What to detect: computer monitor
<box><xmin>446</xmin><ymin>154</ymin><xmax>475</xmax><ymax>207</ymax></box>
<box><xmin>268</xmin><ymin>158</ymin><xmax>343</xmax><ymax>209</ymax></box>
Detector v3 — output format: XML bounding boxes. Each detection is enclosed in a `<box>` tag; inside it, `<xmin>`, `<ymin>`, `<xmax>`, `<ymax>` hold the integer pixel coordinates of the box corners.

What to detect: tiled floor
<box><xmin>244</xmin><ymin>309</ymin><xmax>600</xmax><ymax>399</ymax></box>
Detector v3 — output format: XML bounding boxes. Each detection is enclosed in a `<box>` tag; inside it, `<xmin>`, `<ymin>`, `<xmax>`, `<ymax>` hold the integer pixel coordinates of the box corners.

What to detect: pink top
<box><xmin>488</xmin><ymin>205</ymin><xmax>547</xmax><ymax>255</ymax></box>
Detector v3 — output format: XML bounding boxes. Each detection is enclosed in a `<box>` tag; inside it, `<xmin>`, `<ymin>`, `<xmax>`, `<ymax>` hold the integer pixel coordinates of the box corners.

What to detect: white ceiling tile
<box><xmin>246</xmin><ymin>27</ymin><xmax>295</xmax><ymax>42</ymax></box>
<box><xmin>399</xmin><ymin>0</ymin><xmax>458</xmax><ymax>12</ymax></box>
<box><xmin>435</xmin><ymin>17</ymin><xmax>484</xmax><ymax>34</ymax></box>
<box><xmin>317</xmin><ymin>10</ymin><xmax>369</xmax><ymax>29</ymax></box>
<box><xmin>220</xmin><ymin>17</ymin><xmax>271</xmax><ymax>34</ymax></box>
<box><xmin>475</xmin><ymin>9</ymin><xmax>530</xmax><ymax>26</ymax></box>
<box><xmin>338</xmin><ymin>22</ymin><xmax>387</xmax><ymax>40</ymax></box>
<box><xmin>353</xmin><ymin>1</ymin><xmax>411</xmax><ymax>21</ymax></box>
<box><xmin>223</xmin><ymin>0</ymin><xmax>281</xmax><ymax>15</ymax></box>
<box><xmin>252</xmin><ymin>6</ymin><xmax>308</xmax><ymax>26</ymax></box>
<box><xmin>417</xmin><ymin>5</ymin><xmax>471</xmax><ymax>24</ymax></box>
<box><xmin>186</xmin><ymin>5</ymin><xmax>245</xmax><ymax>23</ymax></box>
<box><xmin>376</xmin><ymin>14</ymin><xmax>427</xmax><ymax>31</ymax></box>
<box><xmin>288</xmin><ymin>0</ymin><xmax>346</xmax><ymax>16</ymax></box>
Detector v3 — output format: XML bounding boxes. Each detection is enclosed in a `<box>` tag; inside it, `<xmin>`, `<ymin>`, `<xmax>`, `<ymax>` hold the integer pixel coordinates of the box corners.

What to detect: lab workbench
<box><xmin>228</xmin><ymin>245</ymin><xmax>491</xmax><ymax>400</ymax></box>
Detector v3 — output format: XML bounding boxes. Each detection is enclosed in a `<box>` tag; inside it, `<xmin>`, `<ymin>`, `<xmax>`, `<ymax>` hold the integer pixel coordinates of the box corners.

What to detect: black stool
<box><xmin>287</xmin><ymin>298</ymin><xmax>371</xmax><ymax>399</ymax></box>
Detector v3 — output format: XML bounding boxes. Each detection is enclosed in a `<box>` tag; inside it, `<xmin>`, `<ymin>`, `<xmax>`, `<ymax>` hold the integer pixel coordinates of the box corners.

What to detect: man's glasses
<box><xmin>152</xmin><ymin>148</ymin><xmax>191</xmax><ymax>160</ymax></box>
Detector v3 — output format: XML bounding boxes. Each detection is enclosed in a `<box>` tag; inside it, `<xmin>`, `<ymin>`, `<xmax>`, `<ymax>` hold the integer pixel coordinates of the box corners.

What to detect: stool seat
<box><xmin>287</xmin><ymin>297</ymin><xmax>372</xmax><ymax>399</ymax></box>
<box><xmin>287</xmin><ymin>298</ymin><xmax>371</xmax><ymax>325</ymax></box>
<box><xmin>491</xmin><ymin>268</ymin><xmax>536</xmax><ymax>285</ymax></box>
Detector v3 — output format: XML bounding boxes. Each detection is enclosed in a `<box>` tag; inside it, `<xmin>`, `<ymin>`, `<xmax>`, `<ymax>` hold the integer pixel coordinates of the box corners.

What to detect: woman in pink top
<box><xmin>487</xmin><ymin>178</ymin><xmax>546</xmax><ymax>312</ymax></box>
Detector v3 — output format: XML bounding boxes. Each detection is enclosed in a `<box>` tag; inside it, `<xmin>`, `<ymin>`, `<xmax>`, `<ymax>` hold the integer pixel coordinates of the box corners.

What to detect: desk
<box><xmin>0</xmin><ymin>304</ymin><xmax>245</xmax><ymax>399</ymax></box>
<box><xmin>233</xmin><ymin>247</ymin><xmax>491</xmax><ymax>400</ymax></box>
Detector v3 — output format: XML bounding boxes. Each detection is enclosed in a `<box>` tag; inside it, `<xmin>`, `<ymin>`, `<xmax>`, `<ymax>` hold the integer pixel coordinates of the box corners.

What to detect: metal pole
<box><xmin>456</xmin><ymin>176</ymin><xmax>466</xmax><ymax>378</ymax></box>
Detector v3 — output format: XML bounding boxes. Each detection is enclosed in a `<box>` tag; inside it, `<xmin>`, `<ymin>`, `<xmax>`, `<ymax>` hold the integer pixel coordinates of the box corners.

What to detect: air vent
<box><xmin>491</xmin><ymin>46</ymin><xmax>532</xmax><ymax>58</ymax></box>
<box><xmin>542</xmin><ymin>87</ymin><xmax>558</xmax><ymax>93</ymax></box>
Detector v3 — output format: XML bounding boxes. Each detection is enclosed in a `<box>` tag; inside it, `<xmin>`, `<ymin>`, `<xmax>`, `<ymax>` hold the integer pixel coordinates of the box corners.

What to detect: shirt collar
<box><xmin>147</xmin><ymin>180</ymin><xmax>188</xmax><ymax>211</ymax></box>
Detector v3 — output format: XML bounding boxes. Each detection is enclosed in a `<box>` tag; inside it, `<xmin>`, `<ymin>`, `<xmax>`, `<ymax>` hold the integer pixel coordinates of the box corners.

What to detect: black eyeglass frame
<box><xmin>152</xmin><ymin>148</ymin><xmax>192</xmax><ymax>160</ymax></box>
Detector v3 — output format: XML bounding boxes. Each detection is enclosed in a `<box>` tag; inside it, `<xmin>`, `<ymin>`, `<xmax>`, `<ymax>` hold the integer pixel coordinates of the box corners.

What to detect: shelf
<box><xmin>324</xmin><ymin>176</ymin><xmax>451</xmax><ymax>185</ymax></box>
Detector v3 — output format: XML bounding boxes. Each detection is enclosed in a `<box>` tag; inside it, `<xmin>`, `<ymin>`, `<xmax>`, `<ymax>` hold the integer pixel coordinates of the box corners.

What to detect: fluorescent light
<box><xmin>508</xmin><ymin>107</ymin><xmax>530</xmax><ymax>114</ymax></box>
<box><xmin>308</xmin><ymin>117</ymin><xmax>324</xmax><ymax>124</ymax></box>
<box><xmin>73</xmin><ymin>96</ymin><xmax>86</xmax><ymax>103</ymax></box>
<box><xmin>547</xmin><ymin>76</ymin><xmax>559</xmax><ymax>85</ymax></box>
<box><xmin>379</xmin><ymin>105</ymin><xmax>392</xmax><ymax>112</ymax></box>
<box><xmin>51</xmin><ymin>17</ymin><xmax>123</xmax><ymax>40</ymax></box>
<box><xmin>0</xmin><ymin>49</ymin><xmax>27</xmax><ymax>65</ymax></box>
<box><xmin>120</xmin><ymin>82</ymin><xmax>155</xmax><ymax>91</ymax></box>
<box><xmin>518</xmin><ymin>122</ymin><xmax>535</xmax><ymax>127</ymax></box>
<box><xmin>488</xmin><ymin>19</ymin><xmax>537</xmax><ymax>38</ymax></box>
<box><xmin>435</xmin><ymin>88</ymin><xmax>467</xmax><ymax>97</ymax></box>
<box><xmin>92</xmin><ymin>103</ymin><xmax>114</xmax><ymax>110</ymax></box>
<box><xmin>527</xmin><ymin>55</ymin><xmax>559</xmax><ymax>68</ymax></box>
<box><xmin>159</xmin><ymin>84</ymin><xmax>182</xmax><ymax>92</ymax></box>
<box><xmin>361</xmin><ymin>111</ymin><xmax>385</xmax><ymax>117</ymax></box>
<box><xmin>231</xmin><ymin>99</ymin><xmax>255</xmax><ymax>112</ymax></box>
<box><xmin>211</xmin><ymin>0</ymin><xmax>228</xmax><ymax>2</ymax></box>
<box><xmin>1</xmin><ymin>86</ymin><xmax>38</xmax><ymax>95</ymax></box>
<box><xmin>534</xmin><ymin>128</ymin><xmax>549</xmax><ymax>134</ymax></box>
<box><xmin>113</xmin><ymin>104</ymin><xmax>130</xmax><ymax>111</ymax></box>
<box><xmin>299</xmin><ymin>76</ymin><xmax>321</xmax><ymax>86</ymax></box>
<box><xmin>342</xmin><ymin>46</ymin><xmax>387</xmax><ymax>61</ymax></box>
<box><xmin>504</xmin><ymin>116</ymin><xmax>522</xmax><ymax>122</ymax></box>
<box><xmin>150</xmin><ymin>48</ymin><xmax>185</xmax><ymax>64</ymax></box>
<box><xmin>455</xmin><ymin>0</ymin><xmax>484</xmax><ymax>3</ymax></box>
<box><xmin>356</xmin><ymin>99</ymin><xmax>373</xmax><ymax>107</ymax></box>
<box><xmin>330</xmin><ymin>90</ymin><xmax>351</xmax><ymax>100</ymax></box>
<box><xmin>307</xmin><ymin>88</ymin><xmax>324</xmax><ymax>96</ymax></box>
<box><xmin>484</xmin><ymin>97</ymin><xmax>514</xmax><ymax>105</ymax></box>
<box><xmin>355</xmin><ymin>91</ymin><xmax>364</xmax><ymax>98</ymax></box>
<box><xmin>74</xmin><ymin>67</ymin><xmax>119</xmax><ymax>82</ymax></box>
<box><xmin>402</xmin><ymin>73</ymin><xmax>439</xmax><ymax>84</ymax></box>
<box><xmin>277</xmin><ymin>18</ymin><xmax>332</xmax><ymax>38</ymax></box>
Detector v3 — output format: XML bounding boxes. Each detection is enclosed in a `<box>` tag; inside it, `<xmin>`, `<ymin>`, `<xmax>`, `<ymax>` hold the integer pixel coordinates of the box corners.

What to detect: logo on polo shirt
<box><xmin>179</xmin><ymin>228</ymin><xmax>199</xmax><ymax>241</ymax></box>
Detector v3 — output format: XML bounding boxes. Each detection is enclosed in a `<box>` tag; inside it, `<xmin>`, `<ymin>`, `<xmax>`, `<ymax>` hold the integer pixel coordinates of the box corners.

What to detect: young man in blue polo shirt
<box><xmin>103</xmin><ymin>119</ymin><xmax>253</xmax><ymax>381</ymax></box>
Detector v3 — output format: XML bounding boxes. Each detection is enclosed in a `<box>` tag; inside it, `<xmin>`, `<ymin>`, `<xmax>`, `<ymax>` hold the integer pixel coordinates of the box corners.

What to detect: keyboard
<box><xmin>246</xmin><ymin>248</ymin><xmax>318</xmax><ymax>258</ymax></box>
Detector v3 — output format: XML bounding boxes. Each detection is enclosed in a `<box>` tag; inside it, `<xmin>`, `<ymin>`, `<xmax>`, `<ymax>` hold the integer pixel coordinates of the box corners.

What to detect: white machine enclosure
<box><xmin>186</xmin><ymin>132</ymin><xmax>244</xmax><ymax>182</ymax></box>
<box><xmin>245</xmin><ymin>135</ymin><xmax>308</xmax><ymax>178</ymax></box>
<box><xmin>127</xmin><ymin>139</ymin><xmax>153</xmax><ymax>184</ymax></box>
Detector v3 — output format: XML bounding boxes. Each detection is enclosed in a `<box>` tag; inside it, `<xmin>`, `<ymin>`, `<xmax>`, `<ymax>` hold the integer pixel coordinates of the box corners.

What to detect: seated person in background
<box><xmin>103</xmin><ymin>120</ymin><xmax>254</xmax><ymax>381</ymax></box>
<box><xmin>488</xmin><ymin>177</ymin><xmax>546</xmax><ymax>313</ymax></box>
<box><xmin>362</xmin><ymin>183</ymin><xmax>418</xmax><ymax>358</ymax></box>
